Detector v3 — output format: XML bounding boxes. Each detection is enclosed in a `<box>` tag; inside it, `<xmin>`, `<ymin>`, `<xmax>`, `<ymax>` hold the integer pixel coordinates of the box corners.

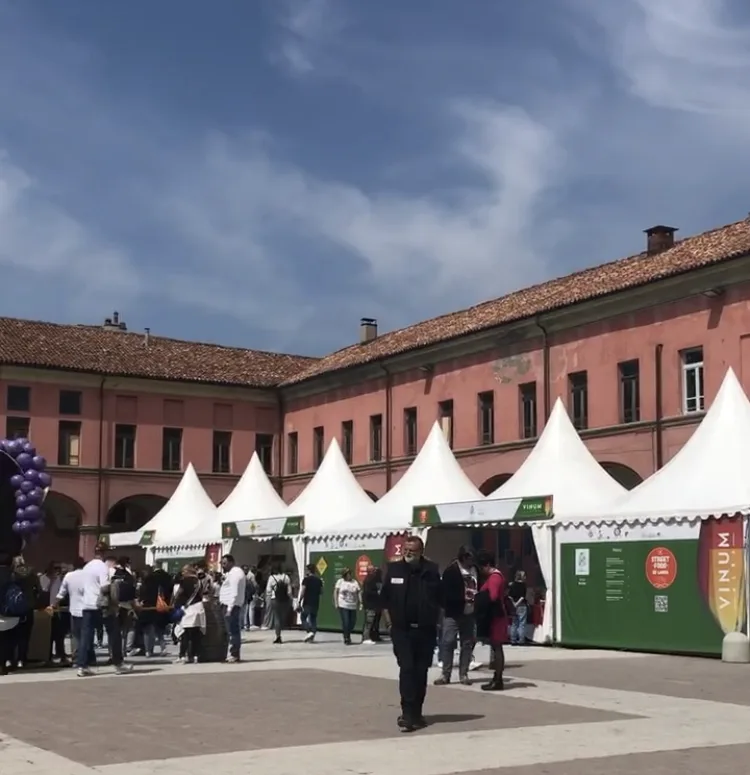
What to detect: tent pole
<box><xmin>551</xmin><ymin>524</ymin><xmax>558</xmax><ymax>644</ymax></box>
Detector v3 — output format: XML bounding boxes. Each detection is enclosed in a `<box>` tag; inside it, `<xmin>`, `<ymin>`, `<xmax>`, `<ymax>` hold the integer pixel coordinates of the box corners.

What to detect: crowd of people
<box><xmin>1</xmin><ymin>534</ymin><xmax>534</xmax><ymax>738</ymax></box>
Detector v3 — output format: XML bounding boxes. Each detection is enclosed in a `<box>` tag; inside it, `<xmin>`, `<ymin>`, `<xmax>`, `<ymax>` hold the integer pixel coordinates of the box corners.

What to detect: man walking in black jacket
<box><xmin>380</xmin><ymin>535</ymin><xmax>441</xmax><ymax>733</ymax></box>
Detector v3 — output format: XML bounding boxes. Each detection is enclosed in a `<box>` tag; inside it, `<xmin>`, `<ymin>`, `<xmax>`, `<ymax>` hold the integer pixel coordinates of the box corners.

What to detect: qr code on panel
<box><xmin>654</xmin><ymin>595</ymin><xmax>668</xmax><ymax>613</ymax></box>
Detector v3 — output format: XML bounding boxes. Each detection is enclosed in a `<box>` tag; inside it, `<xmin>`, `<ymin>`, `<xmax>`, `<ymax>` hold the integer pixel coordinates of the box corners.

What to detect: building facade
<box><xmin>4</xmin><ymin>220</ymin><xmax>750</xmax><ymax>562</ymax></box>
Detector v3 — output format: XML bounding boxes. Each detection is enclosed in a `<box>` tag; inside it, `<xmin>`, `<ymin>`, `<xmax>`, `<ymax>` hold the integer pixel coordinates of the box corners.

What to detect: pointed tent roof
<box><xmin>109</xmin><ymin>463</ymin><xmax>217</xmax><ymax>547</ymax></box>
<box><xmin>363</xmin><ymin>421</ymin><xmax>484</xmax><ymax>530</ymax></box>
<box><xmin>155</xmin><ymin>453</ymin><xmax>287</xmax><ymax>548</ymax></box>
<box><xmin>591</xmin><ymin>368</ymin><xmax>750</xmax><ymax>522</ymax></box>
<box><xmin>287</xmin><ymin>438</ymin><xmax>375</xmax><ymax>532</ymax></box>
<box><xmin>490</xmin><ymin>398</ymin><xmax>625</xmax><ymax>518</ymax></box>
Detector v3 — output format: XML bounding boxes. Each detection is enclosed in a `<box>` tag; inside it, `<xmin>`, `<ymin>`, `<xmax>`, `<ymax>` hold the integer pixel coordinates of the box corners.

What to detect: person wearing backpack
<box><xmin>267</xmin><ymin>562</ymin><xmax>291</xmax><ymax>644</ymax></box>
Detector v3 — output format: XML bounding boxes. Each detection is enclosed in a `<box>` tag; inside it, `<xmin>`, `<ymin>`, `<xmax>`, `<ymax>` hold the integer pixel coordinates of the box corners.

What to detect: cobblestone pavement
<box><xmin>3</xmin><ymin>631</ymin><xmax>750</xmax><ymax>774</ymax></box>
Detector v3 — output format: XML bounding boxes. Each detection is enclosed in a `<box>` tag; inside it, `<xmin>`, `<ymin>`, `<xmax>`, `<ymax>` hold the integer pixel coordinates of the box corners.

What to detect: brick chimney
<box><xmin>360</xmin><ymin>318</ymin><xmax>377</xmax><ymax>344</ymax></box>
<box><xmin>644</xmin><ymin>225</ymin><xmax>677</xmax><ymax>255</ymax></box>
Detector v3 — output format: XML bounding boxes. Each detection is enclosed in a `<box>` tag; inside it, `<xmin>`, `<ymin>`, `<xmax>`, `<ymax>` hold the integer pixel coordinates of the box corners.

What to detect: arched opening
<box><xmin>479</xmin><ymin>473</ymin><xmax>513</xmax><ymax>496</ymax></box>
<box><xmin>601</xmin><ymin>462</ymin><xmax>643</xmax><ymax>491</ymax></box>
<box><xmin>24</xmin><ymin>491</ymin><xmax>85</xmax><ymax>567</ymax></box>
<box><xmin>365</xmin><ymin>490</ymin><xmax>379</xmax><ymax>502</ymax></box>
<box><xmin>105</xmin><ymin>494</ymin><xmax>168</xmax><ymax>530</ymax></box>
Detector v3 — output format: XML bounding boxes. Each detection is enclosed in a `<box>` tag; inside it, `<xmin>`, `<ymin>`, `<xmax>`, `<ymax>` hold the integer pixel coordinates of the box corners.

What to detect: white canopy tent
<box><xmin>108</xmin><ymin>463</ymin><xmax>217</xmax><ymax>549</ymax></box>
<box><xmin>365</xmin><ymin>420</ymin><xmax>484</xmax><ymax>531</ymax></box>
<box><xmin>489</xmin><ymin>397</ymin><xmax>626</xmax><ymax>642</ymax></box>
<box><xmin>153</xmin><ymin>452</ymin><xmax>287</xmax><ymax>559</ymax></box>
<box><xmin>491</xmin><ymin>398</ymin><xmax>626</xmax><ymax>514</ymax></box>
<box><xmin>288</xmin><ymin>438</ymin><xmax>376</xmax><ymax>533</ymax></box>
<box><xmin>584</xmin><ymin>367</ymin><xmax>750</xmax><ymax>523</ymax></box>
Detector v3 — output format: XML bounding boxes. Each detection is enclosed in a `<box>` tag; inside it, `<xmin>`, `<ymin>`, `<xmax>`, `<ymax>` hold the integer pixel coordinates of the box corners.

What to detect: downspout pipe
<box><xmin>535</xmin><ymin>317</ymin><xmax>551</xmax><ymax>423</ymax></box>
<box><xmin>381</xmin><ymin>365</ymin><xmax>393</xmax><ymax>490</ymax></box>
<box><xmin>96</xmin><ymin>377</ymin><xmax>106</xmax><ymax>535</ymax></box>
<box><xmin>654</xmin><ymin>344</ymin><xmax>664</xmax><ymax>469</ymax></box>
<box><xmin>276</xmin><ymin>389</ymin><xmax>285</xmax><ymax>497</ymax></box>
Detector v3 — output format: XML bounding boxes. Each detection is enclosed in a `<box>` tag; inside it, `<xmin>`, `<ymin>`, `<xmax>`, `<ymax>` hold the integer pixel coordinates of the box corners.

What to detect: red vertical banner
<box><xmin>698</xmin><ymin>516</ymin><xmax>746</xmax><ymax>634</ymax></box>
<box><xmin>205</xmin><ymin>543</ymin><xmax>221</xmax><ymax>572</ymax></box>
<box><xmin>384</xmin><ymin>533</ymin><xmax>408</xmax><ymax>562</ymax></box>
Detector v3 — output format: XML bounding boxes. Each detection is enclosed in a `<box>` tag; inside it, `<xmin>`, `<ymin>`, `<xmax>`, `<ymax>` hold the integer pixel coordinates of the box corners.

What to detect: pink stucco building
<box><xmin>4</xmin><ymin>219</ymin><xmax>750</xmax><ymax>563</ymax></box>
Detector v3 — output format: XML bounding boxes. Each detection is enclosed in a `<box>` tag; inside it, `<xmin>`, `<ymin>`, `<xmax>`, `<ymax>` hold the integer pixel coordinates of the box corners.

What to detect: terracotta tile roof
<box><xmin>283</xmin><ymin>218</ymin><xmax>750</xmax><ymax>385</ymax></box>
<box><xmin>0</xmin><ymin>318</ymin><xmax>317</xmax><ymax>387</ymax></box>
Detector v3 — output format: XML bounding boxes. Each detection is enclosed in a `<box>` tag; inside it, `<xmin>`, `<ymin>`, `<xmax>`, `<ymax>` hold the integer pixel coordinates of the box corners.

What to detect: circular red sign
<box><xmin>355</xmin><ymin>554</ymin><xmax>372</xmax><ymax>583</ymax></box>
<box><xmin>645</xmin><ymin>547</ymin><xmax>677</xmax><ymax>589</ymax></box>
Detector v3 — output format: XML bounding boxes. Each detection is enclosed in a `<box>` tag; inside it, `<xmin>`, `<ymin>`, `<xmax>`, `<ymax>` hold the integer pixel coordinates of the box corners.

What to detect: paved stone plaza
<box><xmin>3</xmin><ymin>632</ymin><xmax>750</xmax><ymax>774</ymax></box>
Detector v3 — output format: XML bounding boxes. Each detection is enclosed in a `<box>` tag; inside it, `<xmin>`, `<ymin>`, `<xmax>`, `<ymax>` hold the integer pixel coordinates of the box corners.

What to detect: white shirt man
<box><xmin>81</xmin><ymin>557</ymin><xmax>111</xmax><ymax>611</ymax></box>
<box><xmin>220</xmin><ymin>564</ymin><xmax>246</xmax><ymax>608</ymax></box>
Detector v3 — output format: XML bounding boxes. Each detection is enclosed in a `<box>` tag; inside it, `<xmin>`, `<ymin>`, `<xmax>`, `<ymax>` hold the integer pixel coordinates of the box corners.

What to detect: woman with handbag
<box><xmin>474</xmin><ymin>551</ymin><xmax>509</xmax><ymax>692</ymax></box>
<box><xmin>173</xmin><ymin>565</ymin><xmax>205</xmax><ymax>664</ymax></box>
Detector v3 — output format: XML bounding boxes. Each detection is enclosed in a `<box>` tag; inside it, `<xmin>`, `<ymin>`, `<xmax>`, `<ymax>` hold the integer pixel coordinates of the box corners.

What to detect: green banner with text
<box><xmin>222</xmin><ymin>516</ymin><xmax>304</xmax><ymax>540</ymax></box>
<box><xmin>412</xmin><ymin>495</ymin><xmax>553</xmax><ymax>527</ymax></box>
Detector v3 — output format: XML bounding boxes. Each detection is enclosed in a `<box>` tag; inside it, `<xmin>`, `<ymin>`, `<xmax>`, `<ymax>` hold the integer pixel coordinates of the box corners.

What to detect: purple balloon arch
<box><xmin>0</xmin><ymin>437</ymin><xmax>52</xmax><ymax>540</ymax></box>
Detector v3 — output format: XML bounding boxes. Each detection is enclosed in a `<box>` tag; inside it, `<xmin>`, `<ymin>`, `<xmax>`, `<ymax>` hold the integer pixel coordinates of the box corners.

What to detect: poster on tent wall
<box><xmin>559</xmin><ymin>515</ymin><xmax>746</xmax><ymax>655</ymax></box>
<box><xmin>309</xmin><ymin>535</ymin><xmax>389</xmax><ymax>631</ymax></box>
<box><xmin>205</xmin><ymin>544</ymin><xmax>221</xmax><ymax>572</ymax></box>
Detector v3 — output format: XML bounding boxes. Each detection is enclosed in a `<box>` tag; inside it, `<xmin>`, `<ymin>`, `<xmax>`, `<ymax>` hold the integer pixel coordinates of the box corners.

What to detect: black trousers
<box><xmin>391</xmin><ymin>626</ymin><xmax>437</xmax><ymax>720</ymax></box>
<box><xmin>50</xmin><ymin>612</ymin><xmax>69</xmax><ymax>659</ymax></box>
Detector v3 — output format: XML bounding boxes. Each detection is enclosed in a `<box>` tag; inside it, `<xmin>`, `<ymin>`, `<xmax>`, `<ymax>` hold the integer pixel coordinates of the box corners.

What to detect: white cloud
<box><xmin>157</xmin><ymin>101</ymin><xmax>562</xmax><ymax>341</ymax></box>
<box><xmin>273</xmin><ymin>0</ymin><xmax>345</xmax><ymax>76</ymax></box>
<box><xmin>583</xmin><ymin>0</ymin><xmax>750</xmax><ymax>117</ymax></box>
<box><xmin>0</xmin><ymin>153</ymin><xmax>140</xmax><ymax>309</ymax></box>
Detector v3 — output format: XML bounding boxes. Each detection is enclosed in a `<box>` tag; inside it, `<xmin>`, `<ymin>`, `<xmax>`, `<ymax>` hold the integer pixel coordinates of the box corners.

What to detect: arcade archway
<box><xmin>25</xmin><ymin>491</ymin><xmax>85</xmax><ymax>566</ymax></box>
<box><xmin>478</xmin><ymin>473</ymin><xmax>513</xmax><ymax>496</ymax></box>
<box><xmin>600</xmin><ymin>462</ymin><xmax>643</xmax><ymax>491</ymax></box>
<box><xmin>105</xmin><ymin>494</ymin><xmax>168</xmax><ymax>530</ymax></box>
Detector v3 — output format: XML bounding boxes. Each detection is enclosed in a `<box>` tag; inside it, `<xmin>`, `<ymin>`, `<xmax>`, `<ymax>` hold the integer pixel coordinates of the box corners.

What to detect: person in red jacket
<box><xmin>475</xmin><ymin>550</ymin><xmax>508</xmax><ymax>691</ymax></box>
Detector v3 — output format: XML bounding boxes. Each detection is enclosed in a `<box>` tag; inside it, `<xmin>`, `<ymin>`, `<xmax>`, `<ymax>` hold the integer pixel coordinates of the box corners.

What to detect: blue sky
<box><xmin>1</xmin><ymin>0</ymin><xmax>750</xmax><ymax>355</ymax></box>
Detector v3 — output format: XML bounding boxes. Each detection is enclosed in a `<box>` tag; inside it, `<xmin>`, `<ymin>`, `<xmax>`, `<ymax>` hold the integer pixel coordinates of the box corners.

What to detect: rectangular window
<box><xmin>287</xmin><ymin>432</ymin><xmax>298</xmax><ymax>474</ymax></box>
<box><xmin>369</xmin><ymin>414</ymin><xmax>383</xmax><ymax>462</ymax></box>
<box><xmin>162</xmin><ymin>427</ymin><xmax>183</xmax><ymax>472</ymax></box>
<box><xmin>478</xmin><ymin>391</ymin><xmax>494</xmax><ymax>445</ymax></box>
<box><xmin>569</xmin><ymin>371</ymin><xmax>589</xmax><ymax>430</ymax></box>
<box><xmin>313</xmin><ymin>426</ymin><xmax>325</xmax><ymax>469</ymax></box>
<box><xmin>6</xmin><ymin>385</ymin><xmax>30</xmax><ymax>413</ymax></box>
<box><xmin>404</xmin><ymin>407</ymin><xmax>418</xmax><ymax>456</ymax></box>
<box><xmin>438</xmin><ymin>400</ymin><xmax>454</xmax><ymax>448</ymax></box>
<box><xmin>255</xmin><ymin>433</ymin><xmax>274</xmax><ymax>475</ymax></box>
<box><xmin>341</xmin><ymin>420</ymin><xmax>354</xmax><ymax>465</ymax></box>
<box><xmin>213</xmin><ymin>430</ymin><xmax>232</xmax><ymax>474</ymax></box>
<box><xmin>59</xmin><ymin>389</ymin><xmax>82</xmax><ymax>416</ymax></box>
<box><xmin>58</xmin><ymin>420</ymin><xmax>81</xmax><ymax>466</ymax></box>
<box><xmin>519</xmin><ymin>382</ymin><xmax>537</xmax><ymax>439</ymax></box>
<box><xmin>618</xmin><ymin>360</ymin><xmax>640</xmax><ymax>424</ymax></box>
<box><xmin>5</xmin><ymin>416</ymin><xmax>30</xmax><ymax>440</ymax></box>
<box><xmin>681</xmin><ymin>347</ymin><xmax>705</xmax><ymax>414</ymax></box>
<box><xmin>114</xmin><ymin>424</ymin><xmax>136</xmax><ymax>469</ymax></box>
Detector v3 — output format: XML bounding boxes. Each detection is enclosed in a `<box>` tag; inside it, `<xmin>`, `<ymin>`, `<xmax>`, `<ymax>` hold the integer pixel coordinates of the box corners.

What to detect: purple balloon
<box><xmin>19</xmin><ymin>479</ymin><xmax>34</xmax><ymax>494</ymax></box>
<box><xmin>15</xmin><ymin>452</ymin><xmax>32</xmax><ymax>469</ymax></box>
<box><xmin>15</xmin><ymin>493</ymin><xmax>28</xmax><ymax>508</ymax></box>
<box><xmin>9</xmin><ymin>474</ymin><xmax>23</xmax><ymax>488</ymax></box>
<box><xmin>27</xmin><ymin>486</ymin><xmax>44</xmax><ymax>502</ymax></box>
<box><xmin>6</xmin><ymin>439</ymin><xmax>22</xmax><ymax>457</ymax></box>
<box><xmin>22</xmin><ymin>441</ymin><xmax>36</xmax><ymax>454</ymax></box>
<box><xmin>24</xmin><ymin>468</ymin><xmax>39</xmax><ymax>483</ymax></box>
<box><xmin>38</xmin><ymin>472</ymin><xmax>52</xmax><ymax>488</ymax></box>
<box><xmin>23</xmin><ymin>505</ymin><xmax>41</xmax><ymax>520</ymax></box>
<box><xmin>16</xmin><ymin>508</ymin><xmax>26</xmax><ymax>521</ymax></box>
<box><xmin>32</xmin><ymin>455</ymin><xmax>46</xmax><ymax>471</ymax></box>
<box><xmin>19</xmin><ymin>520</ymin><xmax>30</xmax><ymax>531</ymax></box>
<box><xmin>11</xmin><ymin>521</ymin><xmax>23</xmax><ymax>533</ymax></box>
